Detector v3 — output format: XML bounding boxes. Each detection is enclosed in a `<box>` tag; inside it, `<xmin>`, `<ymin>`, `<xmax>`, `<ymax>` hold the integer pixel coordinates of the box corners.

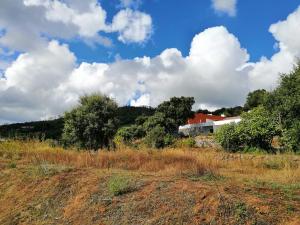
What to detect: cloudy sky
<box><xmin>0</xmin><ymin>0</ymin><xmax>300</xmax><ymax>124</ymax></box>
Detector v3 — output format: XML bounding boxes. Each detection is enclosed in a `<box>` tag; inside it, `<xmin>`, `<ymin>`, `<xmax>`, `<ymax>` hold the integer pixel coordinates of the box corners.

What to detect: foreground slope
<box><xmin>0</xmin><ymin>141</ymin><xmax>299</xmax><ymax>225</ymax></box>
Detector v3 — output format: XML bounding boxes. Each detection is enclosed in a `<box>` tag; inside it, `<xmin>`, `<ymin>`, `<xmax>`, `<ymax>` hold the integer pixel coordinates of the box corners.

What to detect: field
<box><xmin>0</xmin><ymin>141</ymin><xmax>300</xmax><ymax>225</ymax></box>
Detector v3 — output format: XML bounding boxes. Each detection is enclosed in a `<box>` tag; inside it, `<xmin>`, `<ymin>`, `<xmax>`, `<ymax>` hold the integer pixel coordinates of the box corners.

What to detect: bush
<box><xmin>215</xmin><ymin>123</ymin><xmax>241</xmax><ymax>152</ymax></box>
<box><xmin>215</xmin><ymin>106</ymin><xmax>278</xmax><ymax>152</ymax></box>
<box><xmin>144</xmin><ymin>125</ymin><xmax>166</xmax><ymax>148</ymax></box>
<box><xmin>115</xmin><ymin>125</ymin><xmax>145</xmax><ymax>144</ymax></box>
<box><xmin>108</xmin><ymin>175</ymin><xmax>133</xmax><ymax>196</ymax></box>
<box><xmin>176</xmin><ymin>137</ymin><xmax>196</xmax><ymax>148</ymax></box>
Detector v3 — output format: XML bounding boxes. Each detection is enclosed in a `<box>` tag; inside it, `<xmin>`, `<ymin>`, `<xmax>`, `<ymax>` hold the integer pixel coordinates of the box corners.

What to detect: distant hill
<box><xmin>0</xmin><ymin>106</ymin><xmax>155</xmax><ymax>140</ymax></box>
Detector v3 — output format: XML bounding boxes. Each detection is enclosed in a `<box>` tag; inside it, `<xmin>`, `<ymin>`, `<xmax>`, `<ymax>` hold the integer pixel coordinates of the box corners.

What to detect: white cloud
<box><xmin>0</xmin><ymin>0</ymin><xmax>153</xmax><ymax>52</ymax></box>
<box><xmin>110</xmin><ymin>9</ymin><xmax>152</xmax><ymax>44</ymax></box>
<box><xmin>0</xmin><ymin>26</ymin><xmax>250</xmax><ymax>122</ymax></box>
<box><xmin>1</xmin><ymin>5</ymin><xmax>300</xmax><ymax>123</ymax></box>
<box><xmin>212</xmin><ymin>0</ymin><xmax>237</xmax><ymax>17</ymax></box>
<box><xmin>249</xmin><ymin>6</ymin><xmax>300</xmax><ymax>91</ymax></box>
<box><xmin>119</xmin><ymin>0</ymin><xmax>142</xmax><ymax>9</ymax></box>
<box><xmin>130</xmin><ymin>93</ymin><xmax>150</xmax><ymax>106</ymax></box>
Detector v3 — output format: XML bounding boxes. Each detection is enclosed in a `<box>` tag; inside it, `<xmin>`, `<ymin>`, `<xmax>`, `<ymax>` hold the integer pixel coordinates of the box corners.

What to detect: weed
<box><xmin>8</xmin><ymin>161</ymin><xmax>17</xmax><ymax>168</ymax></box>
<box><xmin>108</xmin><ymin>174</ymin><xmax>134</xmax><ymax>196</ymax></box>
<box><xmin>235</xmin><ymin>202</ymin><xmax>249</xmax><ymax>222</ymax></box>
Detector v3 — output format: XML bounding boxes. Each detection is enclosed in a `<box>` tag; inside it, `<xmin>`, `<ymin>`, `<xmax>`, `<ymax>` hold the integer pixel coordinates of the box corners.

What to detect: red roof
<box><xmin>187</xmin><ymin>113</ymin><xmax>225</xmax><ymax>125</ymax></box>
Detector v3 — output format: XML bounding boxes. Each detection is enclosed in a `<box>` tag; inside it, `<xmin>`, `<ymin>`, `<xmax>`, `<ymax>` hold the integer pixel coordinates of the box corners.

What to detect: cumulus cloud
<box><xmin>212</xmin><ymin>0</ymin><xmax>237</xmax><ymax>17</ymax></box>
<box><xmin>249</xmin><ymin>6</ymin><xmax>300</xmax><ymax>91</ymax></box>
<box><xmin>0</xmin><ymin>26</ymin><xmax>250</xmax><ymax>122</ymax></box>
<box><xmin>0</xmin><ymin>0</ymin><xmax>153</xmax><ymax>52</ymax></box>
<box><xmin>110</xmin><ymin>9</ymin><xmax>152</xmax><ymax>43</ymax></box>
<box><xmin>1</xmin><ymin>4</ymin><xmax>300</xmax><ymax>123</ymax></box>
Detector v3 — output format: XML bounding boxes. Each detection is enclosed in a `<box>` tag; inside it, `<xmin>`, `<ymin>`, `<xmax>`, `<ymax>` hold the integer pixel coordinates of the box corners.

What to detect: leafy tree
<box><xmin>215</xmin><ymin>106</ymin><xmax>278</xmax><ymax>151</ymax></box>
<box><xmin>264</xmin><ymin>63</ymin><xmax>300</xmax><ymax>151</ymax></box>
<box><xmin>62</xmin><ymin>94</ymin><xmax>118</xmax><ymax>150</ymax></box>
<box><xmin>244</xmin><ymin>89</ymin><xmax>268</xmax><ymax>111</ymax></box>
<box><xmin>237</xmin><ymin>106</ymin><xmax>279</xmax><ymax>150</ymax></box>
<box><xmin>213</xmin><ymin>106</ymin><xmax>244</xmax><ymax>117</ymax></box>
<box><xmin>156</xmin><ymin>96</ymin><xmax>195</xmax><ymax>133</ymax></box>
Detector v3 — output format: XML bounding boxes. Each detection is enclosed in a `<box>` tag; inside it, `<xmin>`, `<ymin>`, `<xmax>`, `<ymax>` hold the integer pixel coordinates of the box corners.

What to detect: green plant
<box><xmin>214</xmin><ymin>123</ymin><xmax>241</xmax><ymax>152</ymax></box>
<box><xmin>235</xmin><ymin>202</ymin><xmax>250</xmax><ymax>222</ymax></box>
<box><xmin>264</xmin><ymin>62</ymin><xmax>300</xmax><ymax>152</ymax></box>
<box><xmin>62</xmin><ymin>93</ymin><xmax>119</xmax><ymax>150</ymax></box>
<box><xmin>108</xmin><ymin>174</ymin><xmax>133</xmax><ymax>196</ymax></box>
<box><xmin>8</xmin><ymin>161</ymin><xmax>17</xmax><ymax>168</ymax></box>
<box><xmin>176</xmin><ymin>137</ymin><xmax>196</xmax><ymax>148</ymax></box>
<box><xmin>215</xmin><ymin>106</ymin><xmax>279</xmax><ymax>152</ymax></box>
<box><xmin>144</xmin><ymin>125</ymin><xmax>166</xmax><ymax>148</ymax></box>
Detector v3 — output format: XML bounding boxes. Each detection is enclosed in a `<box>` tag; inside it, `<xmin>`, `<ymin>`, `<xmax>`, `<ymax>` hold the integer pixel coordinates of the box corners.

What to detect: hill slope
<box><xmin>0</xmin><ymin>141</ymin><xmax>299</xmax><ymax>225</ymax></box>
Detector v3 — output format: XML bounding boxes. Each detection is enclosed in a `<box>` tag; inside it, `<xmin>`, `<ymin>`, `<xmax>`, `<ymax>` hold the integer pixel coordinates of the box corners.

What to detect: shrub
<box><xmin>144</xmin><ymin>125</ymin><xmax>166</xmax><ymax>148</ymax></box>
<box><xmin>115</xmin><ymin>125</ymin><xmax>145</xmax><ymax>144</ymax></box>
<box><xmin>215</xmin><ymin>106</ymin><xmax>278</xmax><ymax>151</ymax></box>
<box><xmin>108</xmin><ymin>175</ymin><xmax>133</xmax><ymax>196</ymax></box>
<box><xmin>176</xmin><ymin>137</ymin><xmax>196</xmax><ymax>148</ymax></box>
<box><xmin>215</xmin><ymin>123</ymin><xmax>241</xmax><ymax>152</ymax></box>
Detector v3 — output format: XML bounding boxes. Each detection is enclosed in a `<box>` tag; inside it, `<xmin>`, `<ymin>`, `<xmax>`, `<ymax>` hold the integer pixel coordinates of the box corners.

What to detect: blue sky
<box><xmin>0</xmin><ymin>0</ymin><xmax>300</xmax><ymax>123</ymax></box>
<box><xmin>67</xmin><ymin>0</ymin><xmax>300</xmax><ymax>63</ymax></box>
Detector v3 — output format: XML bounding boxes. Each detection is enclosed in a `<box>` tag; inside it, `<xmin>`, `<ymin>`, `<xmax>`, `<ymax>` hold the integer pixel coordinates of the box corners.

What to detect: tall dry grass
<box><xmin>0</xmin><ymin>140</ymin><xmax>209</xmax><ymax>176</ymax></box>
<box><xmin>0</xmin><ymin>140</ymin><xmax>299</xmax><ymax>184</ymax></box>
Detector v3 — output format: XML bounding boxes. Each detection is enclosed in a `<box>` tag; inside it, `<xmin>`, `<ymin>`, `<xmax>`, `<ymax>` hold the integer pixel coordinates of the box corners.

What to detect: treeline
<box><xmin>0</xmin><ymin>106</ymin><xmax>155</xmax><ymax>141</ymax></box>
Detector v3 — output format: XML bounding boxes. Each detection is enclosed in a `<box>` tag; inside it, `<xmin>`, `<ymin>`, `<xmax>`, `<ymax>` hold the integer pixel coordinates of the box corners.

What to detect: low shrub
<box><xmin>144</xmin><ymin>125</ymin><xmax>166</xmax><ymax>148</ymax></box>
<box><xmin>108</xmin><ymin>174</ymin><xmax>134</xmax><ymax>196</ymax></box>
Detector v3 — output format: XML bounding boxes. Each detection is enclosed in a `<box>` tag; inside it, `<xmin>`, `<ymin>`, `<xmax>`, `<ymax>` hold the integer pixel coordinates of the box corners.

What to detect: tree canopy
<box><xmin>62</xmin><ymin>94</ymin><xmax>119</xmax><ymax>150</ymax></box>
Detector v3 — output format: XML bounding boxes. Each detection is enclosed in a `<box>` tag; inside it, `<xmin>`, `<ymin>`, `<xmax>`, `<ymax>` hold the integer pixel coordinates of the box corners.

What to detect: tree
<box><xmin>215</xmin><ymin>106</ymin><xmax>278</xmax><ymax>151</ymax></box>
<box><xmin>156</xmin><ymin>96</ymin><xmax>195</xmax><ymax>133</ymax></box>
<box><xmin>237</xmin><ymin>106</ymin><xmax>279</xmax><ymax>150</ymax></box>
<box><xmin>244</xmin><ymin>89</ymin><xmax>268</xmax><ymax>111</ymax></box>
<box><xmin>62</xmin><ymin>94</ymin><xmax>118</xmax><ymax>150</ymax></box>
<box><xmin>264</xmin><ymin>62</ymin><xmax>300</xmax><ymax>151</ymax></box>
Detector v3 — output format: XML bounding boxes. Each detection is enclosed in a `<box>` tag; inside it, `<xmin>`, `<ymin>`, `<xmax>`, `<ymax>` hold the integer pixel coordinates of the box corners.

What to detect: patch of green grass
<box><xmin>234</xmin><ymin>202</ymin><xmax>250</xmax><ymax>222</ymax></box>
<box><xmin>249</xmin><ymin>179</ymin><xmax>300</xmax><ymax>201</ymax></box>
<box><xmin>108</xmin><ymin>174</ymin><xmax>135</xmax><ymax>196</ymax></box>
<box><xmin>286</xmin><ymin>204</ymin><xmax>296</xmax><ymax>214</ymax></box>
<box><xmin>8</xmin><ymin>161</ymin><xmax>17</xmax><ymax>168</ymax></box>
<box><xmin>189</xmin><ymin>171</ymin><xmax>225</xmax><ymax>182</ymax></box>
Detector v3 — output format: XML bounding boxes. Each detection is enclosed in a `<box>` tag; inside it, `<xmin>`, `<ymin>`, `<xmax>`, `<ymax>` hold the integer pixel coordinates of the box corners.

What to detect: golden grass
<box><xmin>0</xmin><ymin>140</ymin><xmax>300</xmax><ymax>184</ymax></box>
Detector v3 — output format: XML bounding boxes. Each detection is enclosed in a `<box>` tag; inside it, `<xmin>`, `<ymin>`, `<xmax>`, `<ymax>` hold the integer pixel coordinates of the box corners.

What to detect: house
<box><xmin>179</xmin><ymin>113</ymin><xmax>241</xmax><ymax>136</ymax></box>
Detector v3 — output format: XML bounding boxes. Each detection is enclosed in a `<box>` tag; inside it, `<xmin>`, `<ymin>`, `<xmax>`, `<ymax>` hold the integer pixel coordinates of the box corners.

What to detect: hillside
<box><xmin>0</xmin><ymin>141</ymin><xmax>299</xmax><ymax>225</ymax></box>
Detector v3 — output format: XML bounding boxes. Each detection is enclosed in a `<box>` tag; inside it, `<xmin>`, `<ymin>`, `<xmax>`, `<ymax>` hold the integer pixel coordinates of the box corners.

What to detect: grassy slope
<box><xmin>0</xmin><ymin>141</ymin><xmax>300</xmax><ymax>225</ymax></box>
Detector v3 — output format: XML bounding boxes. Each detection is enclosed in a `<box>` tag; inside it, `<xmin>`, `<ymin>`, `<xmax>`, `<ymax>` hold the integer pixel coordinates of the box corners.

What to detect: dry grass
<box><xmin>0</xmin><ymin>140</ymin><xmax>299</xmax><ymax>184</ymax></box>
<box><xmin>0</xmin><ymin>140</ymin><xmax>300</xmax><ymax>225</ymax></box>
<box><xmin>0</xmin><ymin>140</ymin><xmax>209</xmax><ymax>176</ymax></box>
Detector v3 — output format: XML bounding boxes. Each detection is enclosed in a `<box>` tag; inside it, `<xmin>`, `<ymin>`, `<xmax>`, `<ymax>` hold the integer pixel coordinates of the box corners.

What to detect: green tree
<box><xmin>215</xmin><ymin>106</ymin><xmax>278</xmax><ymax>151</ymax></box>
<box><xmin>264</xmin><ymin>63</ymin><xmax>300</xmax><ymax>151</ymax></box>
<box><xmin>237</xmin><ymin>106</ymin><xmax>279</xmax><ymax>150</ymax></box>
<box><xmin>156</xmin><ymin>96</ymin><xmax>195</xmax><ymax>133</ymax></box>
<box><xmin>62</xmin><ymin>93</ymin><xmax>118</xmax><ymax>150</ymax></box>
<box><xmin>244</xmin><ymin>89</ymin><xmax>268</xmax><ymax>111</ymax></box>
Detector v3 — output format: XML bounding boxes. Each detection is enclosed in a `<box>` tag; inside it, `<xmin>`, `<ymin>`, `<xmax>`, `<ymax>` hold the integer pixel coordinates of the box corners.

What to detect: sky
<box><xmin>0</xmin><ymin>0</ymin><xmax>300</xmax><ymax>124</ymax></box>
